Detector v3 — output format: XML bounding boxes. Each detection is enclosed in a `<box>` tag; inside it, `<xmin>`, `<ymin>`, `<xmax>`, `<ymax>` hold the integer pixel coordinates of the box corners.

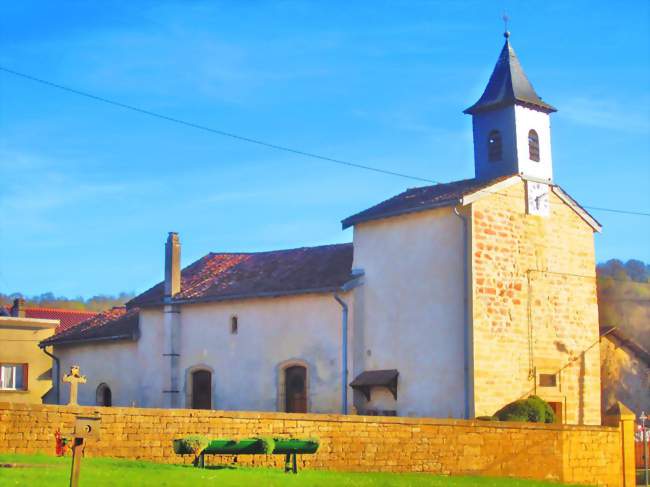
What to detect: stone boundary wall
<box><xmin>0</xmin><ymin>403</ymin><xmax>623</xmax><ymax>486</ymax></box>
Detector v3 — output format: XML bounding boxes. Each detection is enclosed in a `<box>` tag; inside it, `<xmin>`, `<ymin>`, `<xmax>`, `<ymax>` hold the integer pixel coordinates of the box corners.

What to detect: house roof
<box><xmin>40</xmin><ymin>307</ymin><xmax>139</xmax><ymax>347</ymax></box>
<box><xmin>2</xmin><ymin>306</ymin><xmax>97</xmax><ymax>334</ymax></box>
<box><xmin>341</xmin><ymin>176</ymin><xmax>511</xmax><ymax>229</ymax></box>
<box><xmin>601</xmin><ymin>326</ymin><xmax>650</xmax><ymax>367</ymax></box>
<box><xmin>464</xmin><ymin>35</ymin><xmax>556</xmax><ymax>115</ymax></box>
<box><xmin>127</xmin><ymin>243</ymin><xmax>355</xmax><ymax>308</ymax></box>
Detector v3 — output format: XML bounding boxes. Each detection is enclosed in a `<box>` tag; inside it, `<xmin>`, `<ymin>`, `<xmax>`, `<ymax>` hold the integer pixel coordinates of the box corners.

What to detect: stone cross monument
<box><xmin>63</xmin><ymin>365</ymin><xmax>87</xmax><ymax>406</ymax></box>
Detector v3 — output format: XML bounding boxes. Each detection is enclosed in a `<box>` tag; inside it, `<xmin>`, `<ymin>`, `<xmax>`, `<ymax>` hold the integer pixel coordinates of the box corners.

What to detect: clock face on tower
<box><xmin>526</xmin><ymin>181</ymin><xmax>550</xmax><ymax>217</ymax></box>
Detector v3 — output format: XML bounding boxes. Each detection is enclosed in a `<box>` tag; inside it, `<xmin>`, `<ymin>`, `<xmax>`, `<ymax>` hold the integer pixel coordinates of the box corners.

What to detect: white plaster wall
<box><xmin>54</xmin><ymin>309</ymin><xmax>169</xmax><ymax>408</ymax></box>
<box><xmin>513</xmin><ymin>104</ymin><xmax>553</xmax><ymax>181</ymax></box>
<box><xmin>174</xmin><ymin>293</ymin><xmax>350</xmax><ymax>413</ymax></box>
<box><xmin>56</xmin><ymin>293</ymin><xmax>351</xmax><ymax>412</ymax></box>
<box><xmin>54</xmin><ymin>340</ymin><xmax>141</xmax><ymax>407</ymax></box>
<box><xmin>351</xmin><ymin>207</ymin><xmax>467</xmax><ymax>418</ymax></box>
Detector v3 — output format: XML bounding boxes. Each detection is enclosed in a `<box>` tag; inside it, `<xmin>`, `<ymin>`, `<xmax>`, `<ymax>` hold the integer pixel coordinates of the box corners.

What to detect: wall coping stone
<box><xmin>0</xmin><ymin>402</ymin><xmax>617</xmax><ymax>433</ymax></box>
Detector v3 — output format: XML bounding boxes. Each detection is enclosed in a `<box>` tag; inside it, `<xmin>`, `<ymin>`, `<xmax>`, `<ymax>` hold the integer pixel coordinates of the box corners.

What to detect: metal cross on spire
<box><xmin>503</xmin><ymin>12</ymin><xmax>510</xmax><ymax>38</ymax></box>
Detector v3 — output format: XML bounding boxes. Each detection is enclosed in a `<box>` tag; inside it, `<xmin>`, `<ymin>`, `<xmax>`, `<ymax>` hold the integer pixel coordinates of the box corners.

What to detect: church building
<box><xmin>41</xmin><ymin>32</ymin><xmax>603</xmax><ymax>425</ymax></box>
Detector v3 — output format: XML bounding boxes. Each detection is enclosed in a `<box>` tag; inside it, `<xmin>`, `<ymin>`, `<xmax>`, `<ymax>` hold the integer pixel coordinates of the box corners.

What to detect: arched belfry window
<box><xmin>487</xmin><ymin>130</ymin><xmax>502</xmax><ymax>162</ymax></box>
<box><xmin>528</xmin><ymin>129</ymin><xmax>540</xmax><ymax>162</ymax></box>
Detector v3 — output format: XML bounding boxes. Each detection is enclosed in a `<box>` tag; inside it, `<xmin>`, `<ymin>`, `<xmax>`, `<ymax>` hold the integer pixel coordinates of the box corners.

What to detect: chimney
<box><xmin>164</xmin><ymin>232</ymin><xmax>181</xmax><ymax>298</ymax></box>
<box><xmin>11</xmin><ymin>298</ymin><xmax>26</xmax><ymax>317</ymax></box>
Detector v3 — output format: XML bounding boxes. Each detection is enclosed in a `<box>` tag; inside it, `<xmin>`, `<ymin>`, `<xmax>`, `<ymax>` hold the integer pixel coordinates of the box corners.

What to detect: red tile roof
<box><xmin>2</xmin><ymin>307</ymin><xmax>98</xmax><ymax>334</ymax></box>
<box><xmin>41</xmin><ymin>307</ymin><xmax>139</xmax><ymax>346</ymax></box>
<box><xmin>128</xmin><ymin>243</ymin><xmax>354</xmax><ymax>307</ymax></box>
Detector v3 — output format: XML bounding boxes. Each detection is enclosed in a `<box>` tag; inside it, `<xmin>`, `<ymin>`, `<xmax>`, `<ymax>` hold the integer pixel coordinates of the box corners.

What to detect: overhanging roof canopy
<box><xmin>350</xmin><ymin>369</ymin><xmax>399</xmax><ymax>401</ymax></box>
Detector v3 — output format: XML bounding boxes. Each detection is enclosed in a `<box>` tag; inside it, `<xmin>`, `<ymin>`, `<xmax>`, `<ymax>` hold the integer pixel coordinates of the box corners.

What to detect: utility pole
<box><xmin>641</xmin><ymin>411</ymin><xmax>648</xmax><ymax>487</ymax></box>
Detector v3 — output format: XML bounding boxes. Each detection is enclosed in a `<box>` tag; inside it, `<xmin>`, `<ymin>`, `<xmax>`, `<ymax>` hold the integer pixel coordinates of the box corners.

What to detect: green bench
<box><xmin>172</xmin><ymin>437</ymin><xmax>319</xmax><ymax>473</ymax></box>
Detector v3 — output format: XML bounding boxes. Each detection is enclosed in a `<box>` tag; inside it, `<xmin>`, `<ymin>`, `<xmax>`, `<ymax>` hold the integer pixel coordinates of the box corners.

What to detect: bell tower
<box><xmin>465</xmin><ymin>32</ymin><xmax>556</xmax><ymax>182</ymax></box>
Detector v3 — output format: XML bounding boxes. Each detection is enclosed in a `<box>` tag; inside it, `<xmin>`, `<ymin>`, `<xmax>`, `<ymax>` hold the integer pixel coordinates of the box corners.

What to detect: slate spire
<box><xmin>464</xmin><ymin>33</ymin><xmax>556</xmax><ymax>115</ymax></box>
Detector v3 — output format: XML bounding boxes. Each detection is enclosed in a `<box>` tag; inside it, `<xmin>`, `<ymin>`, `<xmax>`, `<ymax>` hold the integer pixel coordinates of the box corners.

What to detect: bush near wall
<box><xmin>494</xmin><ymin>396</ymin><xmax>555</xmax><ymax>424</ymax></box>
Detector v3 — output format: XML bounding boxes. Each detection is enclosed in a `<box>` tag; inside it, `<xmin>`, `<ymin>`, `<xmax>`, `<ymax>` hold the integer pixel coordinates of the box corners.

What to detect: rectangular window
<box><xmin>539</xmin><ymin>373</ymin><xmax>557</xmax><ymax>388</ymax></box>
<box><xmin>0</xmin><ymin>364</ymin><xmax>27</xmax><ymax>390</ymax></box>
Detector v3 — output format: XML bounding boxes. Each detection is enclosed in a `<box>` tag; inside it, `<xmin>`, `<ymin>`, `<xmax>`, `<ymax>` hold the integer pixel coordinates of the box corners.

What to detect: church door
<box><xmin>191</xmin><ymin>370</ymin><xmax>212</xmax><ymax>409</ymax></box>
<box><xmin>285</xmin><ymin>366</ymin><xmax>307</xmax><ymax>413</ymax></box>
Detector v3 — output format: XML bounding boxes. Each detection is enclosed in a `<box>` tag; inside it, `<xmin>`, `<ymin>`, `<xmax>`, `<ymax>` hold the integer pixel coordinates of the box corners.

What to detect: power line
<box><xmin>0</xmin><ymin>66</ymin><xmax>435</xmax><ymax>184</ymax></box>
<box><xmin>1</xmin><ymin>66</ymin><xmax>649</xmax><ymax>218</ymax></box>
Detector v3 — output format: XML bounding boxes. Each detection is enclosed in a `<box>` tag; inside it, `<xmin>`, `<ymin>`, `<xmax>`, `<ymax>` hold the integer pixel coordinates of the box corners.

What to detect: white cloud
<box><xmin>560</xmin><ymin>96</ymin><xmax>650</xmax><ymax>134</ymax></box>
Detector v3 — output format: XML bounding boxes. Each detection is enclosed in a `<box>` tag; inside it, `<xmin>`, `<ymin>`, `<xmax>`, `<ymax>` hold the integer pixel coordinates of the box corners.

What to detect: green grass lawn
<box><xmin>0</xmin><ymin>453</ymin><xmax>586</xmax><ymax>486</ymax></box>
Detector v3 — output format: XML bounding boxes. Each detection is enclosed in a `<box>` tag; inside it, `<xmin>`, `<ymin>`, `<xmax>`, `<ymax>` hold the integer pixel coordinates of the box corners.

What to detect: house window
<box><xmin>539</xmin><ymin>373</ymin><xmax>557</xmax><ymax>388</ymax></box>
<box><xmin>0</xmin><ymin>364</ymin><xmax>27</xmax><ymax>391</ymax></box>
<box><xmin>528</xmin><ymin>129</ymin><xmax>540</xmax><ymax>162</ymax></box>
<box><xmin>488</xmin><ymin>130</ymin><xmax>502</xmax><ymax>162</ymax></box>
<box><xmin>96</xmin><ymin>383</ymin><xmax>112</xmax><ymax>407</ymax></box>
<box><xmin>230</xmin><ymin>316</ymin><xmax>238</xmax><ymax>334</ymax></box>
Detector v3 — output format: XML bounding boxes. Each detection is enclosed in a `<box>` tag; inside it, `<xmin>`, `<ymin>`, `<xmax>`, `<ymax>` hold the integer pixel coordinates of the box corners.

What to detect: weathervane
<box><xmin>503</xmin><ymin>12</ymin><xmax>510</xmax><ymax>38</ymax></box>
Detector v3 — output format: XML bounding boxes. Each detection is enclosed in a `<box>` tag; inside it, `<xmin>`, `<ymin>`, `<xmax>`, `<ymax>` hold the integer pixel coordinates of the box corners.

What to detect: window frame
<box><xmin>528</xmin><ymin>129</ymin><xmax>540</xmax><ymax>162</ymax></box>
<box><xmin>0</xmin><ymin>363</ymin><xmax>28</xmax><ymax>391</ymax></box>
<box><xmin>538</xmin><ymin>373</ymin><xmax>557</xmax><ymax>388</ymax></box>
<box><xmin>230</xmin><ymin>315</ymin><xmax>238</xmax><ymax>335</ymax></box>
<box><xmin>487</xmin><ymin>130</ymin><xmax>502</xmax><ymax>162</ymax></box>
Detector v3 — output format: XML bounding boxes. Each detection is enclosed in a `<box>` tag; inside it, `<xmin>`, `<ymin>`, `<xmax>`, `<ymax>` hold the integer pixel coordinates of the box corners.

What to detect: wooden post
<box><xmin>605</xmin><ymin>401</ymin><xmax>636</xmax><ymax>487</ymax></box>
<box><xmin>69</xmin><ymin>438</ymin><xmax>84</xmax><ymax>487</ymax></box>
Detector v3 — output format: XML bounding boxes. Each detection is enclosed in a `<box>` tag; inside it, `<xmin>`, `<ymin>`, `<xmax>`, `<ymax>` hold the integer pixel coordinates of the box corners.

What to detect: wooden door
<box><xmin>285</xmin><ymin>366</ymin><xmax>307</xmax><ymax>413</ymax></box>
<box><xmin>192</xmin><ymin>370</ymin><xmax>212</xmax><ymax>409</ymax></box>
<box><xmin>548</xmin><ymin>401</ymin><xmax>563</xmax><ymax>424</ymax></box>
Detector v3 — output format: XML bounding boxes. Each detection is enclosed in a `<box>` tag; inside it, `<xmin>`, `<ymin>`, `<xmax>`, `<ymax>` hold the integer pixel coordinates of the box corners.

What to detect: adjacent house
<box><xmin>600</xmin><ymin>326</ymin><xmax>650</xmax><ymax>418</ymax></box>
<box><xmin>0</xmin><ymin>299</ymin><xmax>96</xmax><ymax>404</ymax></box>
<box><xmin>42</xmin><ymin>33</ymin><xmax>604</xmax><ymax>424</ymax></box>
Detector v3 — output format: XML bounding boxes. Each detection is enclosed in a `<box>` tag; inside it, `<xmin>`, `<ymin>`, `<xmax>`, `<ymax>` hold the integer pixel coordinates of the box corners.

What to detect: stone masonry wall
<box><xmin>470</xmin><ymin>180</ymin><xmax>601</xmax><ymax>424</ymax></box>
<box><xmin>0</xmin><ymin>403</ymin><xmax>622</xmax><ymax>486</ymax></box>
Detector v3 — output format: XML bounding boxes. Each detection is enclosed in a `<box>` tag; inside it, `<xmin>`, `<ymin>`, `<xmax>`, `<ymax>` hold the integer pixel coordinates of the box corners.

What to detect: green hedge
<box><xmin>493</xmin><ymin>396</ymin><xmax>555</xmax><ymax>423</ymax></box>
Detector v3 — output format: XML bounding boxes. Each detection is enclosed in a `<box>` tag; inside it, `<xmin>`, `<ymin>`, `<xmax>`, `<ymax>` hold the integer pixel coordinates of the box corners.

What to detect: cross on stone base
<box><xmin>63</xmin><ymin>365</ymin><xmax>87</xmax><ymax>406</ymax></box>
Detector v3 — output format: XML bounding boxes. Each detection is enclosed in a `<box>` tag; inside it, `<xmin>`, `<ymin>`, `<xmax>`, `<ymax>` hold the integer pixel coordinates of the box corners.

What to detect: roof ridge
<box><xmin>208</xmin><ymin>242</ymin><xmax>353</xmax><ymax>257</ymax></box>
<box><xmin>26</xmin><ymin>307</ymin><xmax>98</xmax><ymax>314</ymax></box>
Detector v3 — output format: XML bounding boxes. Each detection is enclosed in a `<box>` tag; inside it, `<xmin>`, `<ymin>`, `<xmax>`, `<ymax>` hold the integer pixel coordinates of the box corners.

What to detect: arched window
<box><xmin>487</xmin><ymin>130</ymin><xmax>502</xmax><ymax>162</ymax></box>
<box><xmin>96</xmin><ymin>383</ymin><xmax>112</xmax><ymax>407</ymax></box>
<box><xmin>528</xmin><ymin>129</ymin><xmax>540</xmax><ymax>162</ymax></box>
<box><xmin>284</xmin><ymin>366</ymin><xmax>307</xmax><ymax>413</ymax></box>
<box><xmin>277</xmin><ymin>360</ymin><xmax>309</xmax><ymax>413</ymax></box>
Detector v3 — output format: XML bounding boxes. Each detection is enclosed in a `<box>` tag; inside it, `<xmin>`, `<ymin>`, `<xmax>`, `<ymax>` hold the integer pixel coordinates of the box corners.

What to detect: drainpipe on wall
<box><xmin>454</xmin><ymin>205</ymin><xmax>472</xmax><ymax>419</ymax></box>
<box><xmin>334</xmin><ymin>294</ymin><xmax>349</xmax><ymax>414</ymax></box>
<box><xmin>40</xmin><ymin>346</ymin><xmax>61</xmax><ymax>405</ymax></box>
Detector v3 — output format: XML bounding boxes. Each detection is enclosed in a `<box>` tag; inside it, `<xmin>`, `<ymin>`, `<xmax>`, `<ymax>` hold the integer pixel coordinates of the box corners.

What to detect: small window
<box><xmin>230</xmin><ymin>316</ymin><xmax>238</xmax><ymax>335</ymax></box>
<box><xmin>528</xmin><ymin>129</ymin><xmax>540</xmax><ymax>162</ymax></box>
<box><xmin>488</xmin><ymin>130</ymin><xmax>502</xmax><ymax>162</ymax></box>
<box><xmin>96</xmin><ymin>383</ymin><xmax>112</xmax><ymax>407</ymax></box>
<box><xmin>539</xmin><ymin>373</ymin><xmax>557</xmax><ymax>388</ymax></box>
<box><xmin>0</xmin><ymin>364</ymin><xmax>27</xmax><ymax>390</ymax></box>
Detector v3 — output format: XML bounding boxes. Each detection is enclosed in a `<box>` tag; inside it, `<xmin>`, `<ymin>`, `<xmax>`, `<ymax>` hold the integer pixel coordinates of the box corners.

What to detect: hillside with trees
<box><xmin>0</xmin><ymin>292</ymin><xmax>135</xmax><ymax>312</ymax></box>
<box><xmin>597</xmin><ymin>259</ymin><xmax>650</xmax><ymax>351</ymax></box>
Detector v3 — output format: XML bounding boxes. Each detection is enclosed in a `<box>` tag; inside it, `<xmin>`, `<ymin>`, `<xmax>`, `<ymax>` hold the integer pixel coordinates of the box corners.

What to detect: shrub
<box><xmin>257</xmin><ymin>437</ymin><xmax>275</xmax><ymax>454</ymax></box>
<box><xmin>494</xmin><ymin>395</ymin><xmax>555</xmax><ymax>423</ymax></box>
<box><xmin>172</xmin><ymin>435</ymin><xmax>210</xmax><ymax>456</ymax></box>
<box><xmin>475</xmin><ymin>415</ymin><xmax>499</xmax><ymax>421</ymax></box>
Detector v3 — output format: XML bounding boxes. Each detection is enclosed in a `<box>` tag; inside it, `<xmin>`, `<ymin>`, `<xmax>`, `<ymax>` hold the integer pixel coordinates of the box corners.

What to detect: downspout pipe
<box><xmin>454</xmin><ymin>204</ymin><xmax>471</xmax><ymax>419</ymax></box>
<box><xmin>334</xmin><ymin>294</ymin><xmax>349</xmax><ymax>414</ymax></box>
<box><xmin>40</xmin><ymin>346</ymin><xmax>61</xmax><ymax>405</ymax></box>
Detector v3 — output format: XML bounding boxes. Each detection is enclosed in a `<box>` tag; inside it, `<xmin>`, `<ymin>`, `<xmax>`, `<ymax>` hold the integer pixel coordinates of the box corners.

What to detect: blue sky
<box><xmin>1</xmin><ymin>1</ymin><xmax>649</xmax><ymax>298</ymax></box>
